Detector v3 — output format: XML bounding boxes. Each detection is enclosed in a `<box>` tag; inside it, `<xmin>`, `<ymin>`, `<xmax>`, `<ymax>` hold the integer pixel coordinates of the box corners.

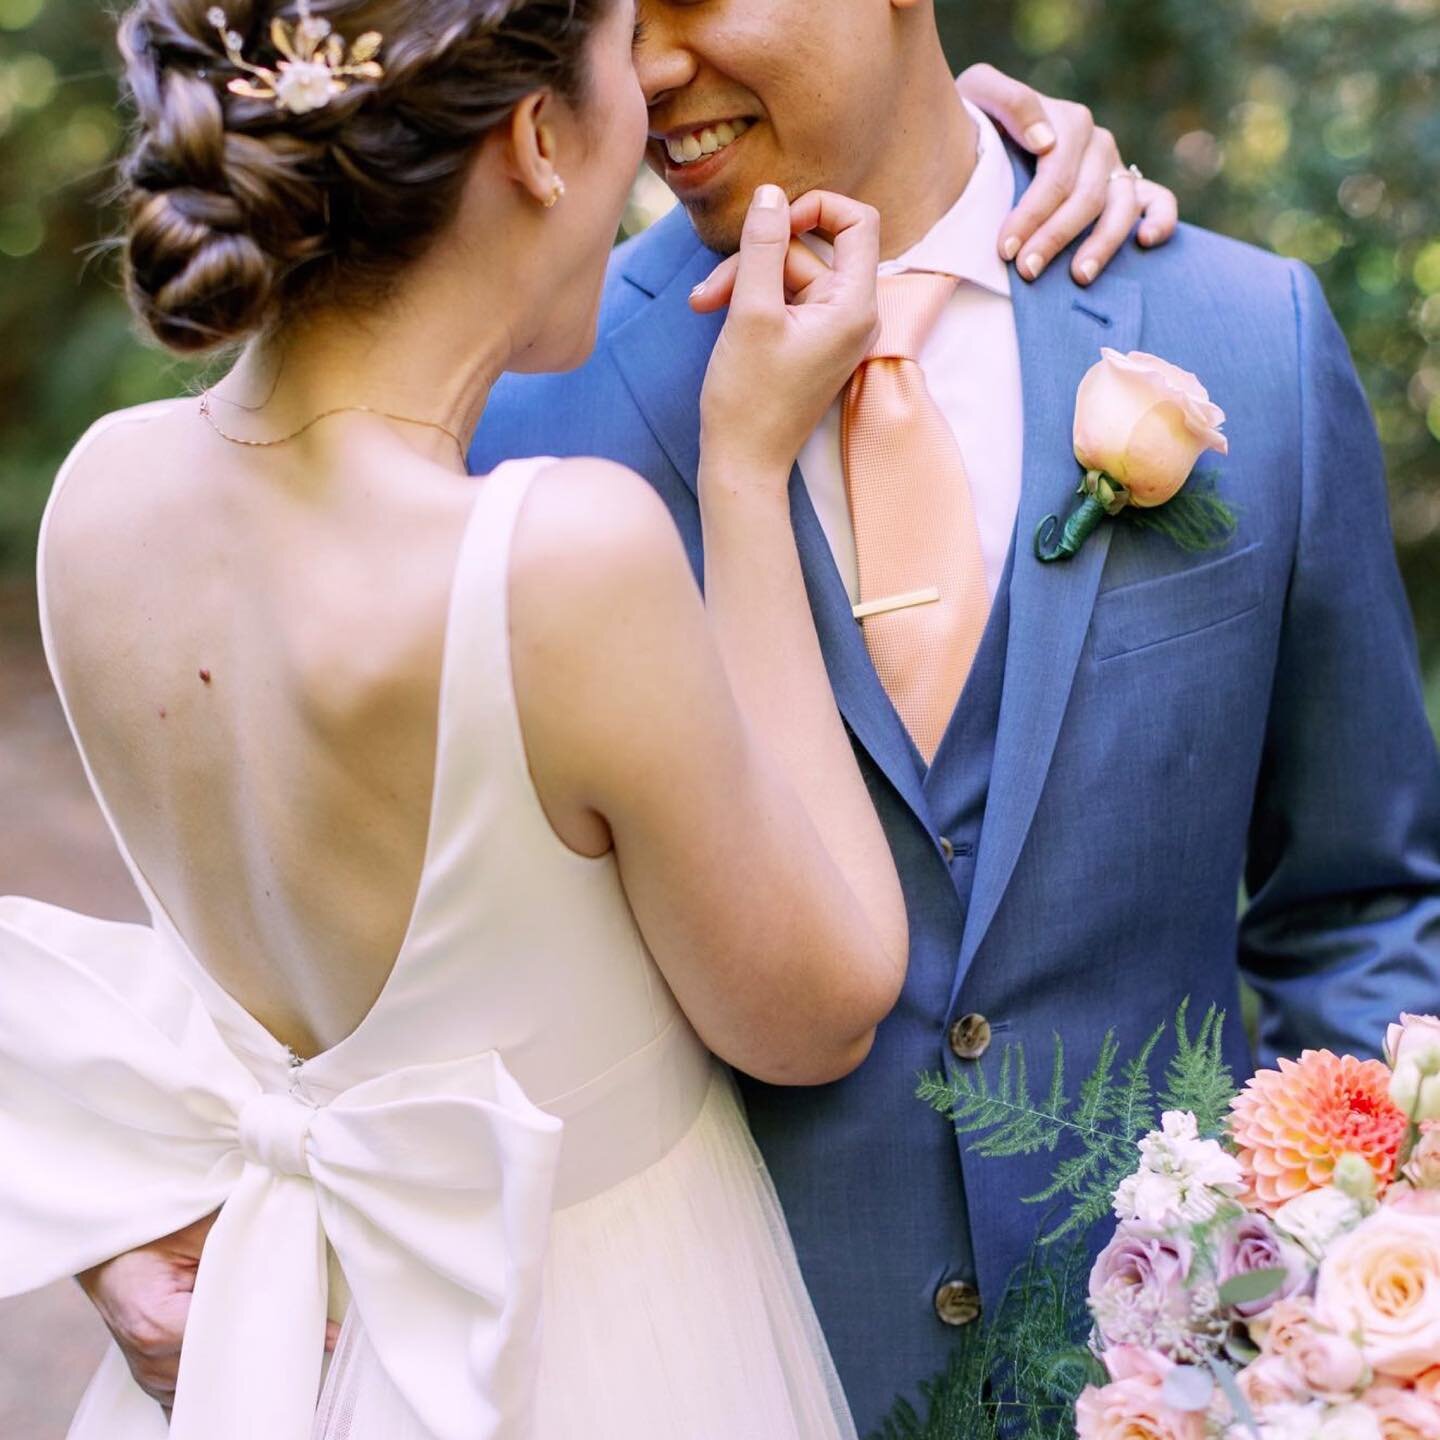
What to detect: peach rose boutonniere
<box><xmin>1036</xmin><ymin>348</ymin><xmax>1235</xmax><ymax>563</ymax></box>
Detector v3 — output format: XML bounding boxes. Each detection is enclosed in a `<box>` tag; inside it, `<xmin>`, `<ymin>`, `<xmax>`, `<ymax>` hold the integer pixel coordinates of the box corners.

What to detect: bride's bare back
<box><xmin>44</xmin><ymin>401</ymin><xmax>489</xmax><ymax>1057</ymax></box>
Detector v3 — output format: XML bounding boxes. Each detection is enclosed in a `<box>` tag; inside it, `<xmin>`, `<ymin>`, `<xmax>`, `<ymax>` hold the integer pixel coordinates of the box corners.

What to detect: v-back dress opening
<box><xmin>0</xmin><ymin>408</ymin><xmax>859</xmax><ymax>1440</ymax></box>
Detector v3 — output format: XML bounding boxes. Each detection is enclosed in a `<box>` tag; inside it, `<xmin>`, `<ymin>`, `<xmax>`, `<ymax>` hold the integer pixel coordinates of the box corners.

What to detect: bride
<box><xmin>0</xmin><ymin>0</ymin><xmax>1172</xmax><ymax>1435</ymax></box>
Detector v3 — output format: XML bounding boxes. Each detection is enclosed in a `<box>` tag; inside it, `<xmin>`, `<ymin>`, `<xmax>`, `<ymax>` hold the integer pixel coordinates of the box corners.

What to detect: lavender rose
<box><xmin>1090</xmin><ymin>1225</ymin><xmax>1222</xmax><ymax>1361</ymax></box>
<box><xmin>1217</xmin><ymin>1212</ymin><xmax>1314</xmax><ymax>1320</ymax></box>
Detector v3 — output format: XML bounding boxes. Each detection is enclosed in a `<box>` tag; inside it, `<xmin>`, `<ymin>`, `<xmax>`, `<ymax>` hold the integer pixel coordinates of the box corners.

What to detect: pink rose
<box><xmin>1294</xmin><ymin>1332</ymin><xmax>1369</xmax><ymax>1399</ymax></box>
<box><xmin>1237</xmin><ymin>1354</ymin><xmax>1312</xmax><ymax>1410</ymax></box>
<box><xmin>1403</xmin><ymin>1127</ymin><xmax>1440</xmax><ymax>1192</ymax></box>
<box><xmin>1261</xmin><ymin>1297</ymin><xmax>1322</xmax><ymax>1357</ymax></box>
<box><xmin>1259</xmin><ymin>1298</ymin><xmax>1368</xmax><ymax>1399</ymax></box>
<box><xmin>1076</xmin><ymin>1347</ymin><xmax>1206</xmax><ymax>1440</ymax></box>
<box><xmin>1104</xmin><ymin>1346</ymin><xmax>1176</xmax><ymax>1384</ymax></box>
<box><xmin>1364</xmin><ymin>1383</ymin><xmax>1440</xmax><ymax>1439</ymax></box>
<box><xmin>1385</xmin><ymin>1187</ymin><xmax>1440</xmax><ymax>1217</ymax></box>
<box><xmin>1316</xmin><ymin>1207</ymin><xmax>1440</xmax><ymax>1379</ymax></box>
<box><xmin>1072</xmin><ymin>348</ymin><xmax>1229</xmax><ymax>507</ymax></box>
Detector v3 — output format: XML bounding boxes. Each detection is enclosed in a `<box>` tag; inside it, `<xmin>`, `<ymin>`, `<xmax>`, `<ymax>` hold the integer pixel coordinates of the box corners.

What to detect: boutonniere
<box><xmin>1035</xmin><ymin>348</ymin><xmax>1236</xmax><ymax>563</ymax></box>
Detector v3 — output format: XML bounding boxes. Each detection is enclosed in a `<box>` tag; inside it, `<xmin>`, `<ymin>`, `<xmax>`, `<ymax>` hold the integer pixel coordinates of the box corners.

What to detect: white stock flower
<box><xmin>1113</xmin><ymin>1111</ymin><xmax>1245</xmax><ymax>1227</ymax></box>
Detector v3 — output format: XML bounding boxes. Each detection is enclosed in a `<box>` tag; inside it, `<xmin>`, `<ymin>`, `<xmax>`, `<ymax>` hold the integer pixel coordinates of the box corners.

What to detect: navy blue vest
<box><xmin>736</xmin><ymin>539</ymin><xmax>1014</xmax><ymax>1434</ymax></box>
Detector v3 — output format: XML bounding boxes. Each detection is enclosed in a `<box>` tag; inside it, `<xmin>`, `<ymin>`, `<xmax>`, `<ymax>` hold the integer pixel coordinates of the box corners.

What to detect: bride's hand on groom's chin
<box><xmin>696</xmin><ymin>186</ymin><xmax>880</xmax><ymax>479</ymax></box>
<box><xmin>74</xmin><ymin>1209</ymin><xmax>340</xmax><ymax>1413</ymax></box>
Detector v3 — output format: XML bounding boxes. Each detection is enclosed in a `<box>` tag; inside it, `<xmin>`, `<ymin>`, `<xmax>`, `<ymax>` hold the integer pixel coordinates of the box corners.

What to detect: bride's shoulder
<box><xmin>42</xmin><ymin>400</ymin><xmax>194</xmax><ymax>585</ymax></box>
<box><xmin>58</xmin><ymin>400</ymin><xmax>190</xmax><ymax>480</ymax></box>
<box><xmin>507</xmin><ymin>456</ymin><xmax>694</xmax><ymax>643</ymax></box>
<box><xmin>511</xmin><ymin>457</ymin><xmax>681</xmax><ymax>576</ymax></box>
<box><xmin>48</xmin><ymin>401</ymin><xmax>191</xmax><ymax>520</ymax></box>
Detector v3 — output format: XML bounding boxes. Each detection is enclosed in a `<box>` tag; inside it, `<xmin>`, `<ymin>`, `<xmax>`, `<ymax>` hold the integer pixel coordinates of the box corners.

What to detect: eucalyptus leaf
<box><xmin>1224</xmin><ymin>1329</ymin><xmax>1262</xmax><ymax>1366</ymax></box>
<box><xmin>1207</xmin><ymin>1355</ymin><xmax>1261</xmax><ymax>1440</ymax></box>
<box><xmin>1217</xmin><ymin>1266</ymin><xmax>1288</xmax><ymax>1309</ymax></box>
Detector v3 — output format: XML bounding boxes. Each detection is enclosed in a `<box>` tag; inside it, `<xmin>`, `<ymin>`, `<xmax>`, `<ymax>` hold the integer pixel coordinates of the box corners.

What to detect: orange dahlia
<box><xmin>1228</xmin><ymin>1050</ymin><xmax>1409</xmax><ymax>1212</ymax></box>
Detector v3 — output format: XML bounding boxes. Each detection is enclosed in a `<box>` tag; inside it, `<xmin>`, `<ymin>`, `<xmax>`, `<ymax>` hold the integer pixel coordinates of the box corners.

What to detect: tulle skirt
<box><xmin>311</xmin><ymin>1067</ymin><xmax>858</xmax><ymax>1440</ymax></box>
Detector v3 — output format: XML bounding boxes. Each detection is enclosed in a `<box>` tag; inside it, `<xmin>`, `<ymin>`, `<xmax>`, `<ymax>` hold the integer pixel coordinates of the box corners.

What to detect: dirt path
<box><xmin>0</xmin><ymin>579</ymin><xmax>142</xmax><ymax>1437</ymax></box>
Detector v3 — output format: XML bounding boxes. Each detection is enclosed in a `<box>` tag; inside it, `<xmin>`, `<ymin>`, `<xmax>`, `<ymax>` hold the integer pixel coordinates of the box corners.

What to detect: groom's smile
<box><xmin>635</xmin><ymin>0</ymin><xmax>960</xmax><ymax>257</ymax></box>
<box><xmin>649</xmin><ymin>115</ymin><xmax>758</xmax><ymax>201</ymax></box>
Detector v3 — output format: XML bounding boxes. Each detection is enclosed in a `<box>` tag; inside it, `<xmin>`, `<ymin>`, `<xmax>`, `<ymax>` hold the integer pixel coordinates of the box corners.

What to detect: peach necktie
<box><xmin>841</xmin><ymin>272</ymin><xmax>991</xmax><ymax>763</ymax></box>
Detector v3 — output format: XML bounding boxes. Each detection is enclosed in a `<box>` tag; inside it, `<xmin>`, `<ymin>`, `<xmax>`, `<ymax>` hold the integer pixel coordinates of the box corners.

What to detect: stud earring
<box><xmin>543</xmin><ymin>176</ymin><xmax>567</xmax><ymax>209</ymax></box>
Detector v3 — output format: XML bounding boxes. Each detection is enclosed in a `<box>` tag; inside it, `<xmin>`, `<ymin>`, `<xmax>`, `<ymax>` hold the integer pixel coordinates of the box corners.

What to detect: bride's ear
<box><xmin>506</xmin><ymin>92</ymin><xmax>564</xmax><ymax>208</ymax></box>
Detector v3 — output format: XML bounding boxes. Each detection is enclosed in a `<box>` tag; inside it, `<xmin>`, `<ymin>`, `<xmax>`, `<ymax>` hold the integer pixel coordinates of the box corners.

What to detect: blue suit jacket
<box><xmin>471</xmin><ymin>153</ymin><xmax>1440</xmax><ymax>1434</ymax></box>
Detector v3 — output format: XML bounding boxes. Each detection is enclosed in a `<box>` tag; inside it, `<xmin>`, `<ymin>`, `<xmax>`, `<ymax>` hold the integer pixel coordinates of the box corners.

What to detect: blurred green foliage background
<box><xmin>1</xmin><ymin>0</ymin><xmax>1437</xmax><ymax>720</ymax></box>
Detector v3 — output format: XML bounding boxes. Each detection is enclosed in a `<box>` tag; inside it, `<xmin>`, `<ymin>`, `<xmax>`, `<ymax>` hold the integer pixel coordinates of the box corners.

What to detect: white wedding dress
<box><xmin>0</xmin><ymin>422</ymin><xmax>859</xmax><ymax>1440</ymax></box>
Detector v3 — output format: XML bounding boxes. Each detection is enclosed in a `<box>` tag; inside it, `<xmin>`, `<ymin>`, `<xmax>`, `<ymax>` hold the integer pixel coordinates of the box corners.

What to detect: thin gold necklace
<box><xmin>198</xmin><ymin>389</ymin><xmax>467</xmax><ymax>466</ymax></box>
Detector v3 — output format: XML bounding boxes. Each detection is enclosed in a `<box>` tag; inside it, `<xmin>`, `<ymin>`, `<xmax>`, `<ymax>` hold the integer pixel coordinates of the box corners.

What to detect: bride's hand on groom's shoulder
<box><xmin>75</xmin><ymin>1210</ymin><xmax>339</xmax><ymax>1415</ymax></box>
<box><xmin>695</xmin><ymin>186</ymin><xmax>880</xmax><ymax>480</ymax></box>
<box><xmin>956</xmin><ymin>62</ymin><xmax>1180</xmax><ymax>285</ymax></box>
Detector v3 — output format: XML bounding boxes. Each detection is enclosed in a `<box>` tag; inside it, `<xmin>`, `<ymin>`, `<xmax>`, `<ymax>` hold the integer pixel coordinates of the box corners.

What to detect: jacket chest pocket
<box><xmin>1089</xmin><ymin>541</ymin><xmax>1265</xmax><ymax>662</ymax></box>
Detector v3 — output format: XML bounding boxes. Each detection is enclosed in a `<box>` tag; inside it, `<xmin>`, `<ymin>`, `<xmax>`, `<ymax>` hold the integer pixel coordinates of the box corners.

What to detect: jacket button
<box><xmin>935</xmin><ymin>1280</ymin><xmax>982</xmax><ymax>1327</ymax></box>
<box><xmin>939</xmin><ymin>836</ymin><xmax>956</xmax><ymax>862</ymax></box>
<box><xmin>948</xmin><ymin>1013</ymin><xmax>991</xmax><ymax>1062</ymax></box>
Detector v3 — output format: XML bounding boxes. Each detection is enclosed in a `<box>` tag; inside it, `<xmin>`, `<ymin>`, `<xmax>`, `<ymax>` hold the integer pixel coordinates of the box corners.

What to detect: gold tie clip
<box><xmin>851</xmin><ymin>587</ymin><xmax>942</xmax><ymax>622</ymax></box>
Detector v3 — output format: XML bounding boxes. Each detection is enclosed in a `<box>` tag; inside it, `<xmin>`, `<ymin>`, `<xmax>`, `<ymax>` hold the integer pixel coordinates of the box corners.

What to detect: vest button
<box><xmin>938</xmin><ymin>836</ymin><xmax>956</xmax><ymax>863</ymax></box>
<box><xmin>934</xmin><ymin>1280</ymin><xmax>982</xmax><ymax>1327</ymax></box>
<box><xmin>948</xmin><ymin>1013</ymin><xmax>992</xmax><ymax>1062</ymax></box>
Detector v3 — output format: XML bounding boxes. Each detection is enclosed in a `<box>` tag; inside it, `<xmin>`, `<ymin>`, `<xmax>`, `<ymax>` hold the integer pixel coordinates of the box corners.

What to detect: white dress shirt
<box><xmin>797</xmin><ymin>99</ymin><xmax>1024</xmax><ymax>605</ymax></box>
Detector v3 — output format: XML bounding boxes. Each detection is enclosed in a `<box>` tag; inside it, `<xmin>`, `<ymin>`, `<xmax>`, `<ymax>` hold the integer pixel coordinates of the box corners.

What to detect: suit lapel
<box><xmin>954</xmin><ymin>167</ymin><xmax>1143</xmax><ymax>988</ymax></box>
<box><xmin>609</xmin><ymin>226</ymin><xmax>933</xmax><ymax>832</ymax></box>
<box><xmin>610</xmin><ymin>232</ymin><xmax>723</xmax><ymax>498</ymax></box>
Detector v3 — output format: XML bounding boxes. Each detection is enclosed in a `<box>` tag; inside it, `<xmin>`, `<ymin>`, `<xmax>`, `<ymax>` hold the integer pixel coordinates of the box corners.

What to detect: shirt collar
<box><xmin>880</xmin><ymin>96</ymin><xmax>1013</xmax><ymax>299</ymax></box>
<box><xmin>795</xmin><ymin>91</ymin><xmax>1016</xmax><ymax>298</ymax></box>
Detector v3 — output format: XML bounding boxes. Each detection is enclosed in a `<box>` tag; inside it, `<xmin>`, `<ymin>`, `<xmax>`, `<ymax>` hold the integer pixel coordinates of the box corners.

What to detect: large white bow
<box><xmin>0</xmin><ymin>897</ymin><xmax>564</xmax><ymax>1440</ymax></box>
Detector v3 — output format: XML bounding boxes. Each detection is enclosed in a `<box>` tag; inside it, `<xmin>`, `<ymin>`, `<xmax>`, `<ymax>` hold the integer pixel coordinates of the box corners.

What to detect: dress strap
<box><xmin>420</xmin><ymin>456</ymin><xmax>613</xmax><ymax>886</ymax></box>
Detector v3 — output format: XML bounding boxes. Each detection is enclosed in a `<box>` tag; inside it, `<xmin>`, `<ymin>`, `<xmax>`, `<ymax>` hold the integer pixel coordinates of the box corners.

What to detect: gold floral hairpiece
<box><xmin>207</xmin><ymin>1</ymin><xmax>384</xmax><ymax>116</ymax></box>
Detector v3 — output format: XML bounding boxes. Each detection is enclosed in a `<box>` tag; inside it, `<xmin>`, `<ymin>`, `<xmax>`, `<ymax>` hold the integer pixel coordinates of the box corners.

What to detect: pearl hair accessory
<box><xmin>207</xmin><ymin>1</ymin><xmax>384</xmax><ymax>116</ymax></box>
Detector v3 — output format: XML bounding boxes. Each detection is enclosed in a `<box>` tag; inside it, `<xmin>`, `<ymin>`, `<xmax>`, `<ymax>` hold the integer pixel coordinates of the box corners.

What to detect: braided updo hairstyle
<box><xmin>118</xmin><ymin>0</ymin><xmax>610</xmax><ymax>353</ymax></box>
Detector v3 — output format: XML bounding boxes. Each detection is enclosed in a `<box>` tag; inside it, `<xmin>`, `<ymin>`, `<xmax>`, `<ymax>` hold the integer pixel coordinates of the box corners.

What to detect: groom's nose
<box><xmin>635</xmin><ymin>1</ymin><xmax>699</xmax><ymax>110</ymax></box>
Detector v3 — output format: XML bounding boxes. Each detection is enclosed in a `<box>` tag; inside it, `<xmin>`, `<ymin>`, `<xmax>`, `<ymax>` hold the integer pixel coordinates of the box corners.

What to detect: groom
<box><xmin>471</xmin><ymin>0</ymin><xmax>1440</xmax><ymax>1431</ymax></box>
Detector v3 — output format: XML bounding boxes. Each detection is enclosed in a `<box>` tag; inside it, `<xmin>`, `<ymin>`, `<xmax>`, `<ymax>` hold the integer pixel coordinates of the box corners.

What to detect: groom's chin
<box><xmin>681</xmin><ymin>198</ymin><xmax>746</xmax><ymax>259</ymax></box>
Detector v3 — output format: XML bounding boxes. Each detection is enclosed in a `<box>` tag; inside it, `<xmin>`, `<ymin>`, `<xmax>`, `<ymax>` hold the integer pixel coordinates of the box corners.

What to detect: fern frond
<box><xmin>920</xmin><ymin>1005</ymin><xmax>1235</xmax><ymax>1245</ymax></box>
<box><xmin>1158</xmin><ymin>999</ymin><xmax>1237</xmax><ymax>1135</ymax></box>
<box><xmin>865</xmin><ymin>1245</ymin><xmax>1094</xmax><ymax>1440</ymax></box>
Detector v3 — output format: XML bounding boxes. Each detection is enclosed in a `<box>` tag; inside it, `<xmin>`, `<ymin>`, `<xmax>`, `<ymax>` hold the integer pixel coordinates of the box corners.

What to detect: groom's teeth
<box><xmin>664</xmin><ymin>119</ymin><xmax>752</xmax><ymax>166</ymax></box>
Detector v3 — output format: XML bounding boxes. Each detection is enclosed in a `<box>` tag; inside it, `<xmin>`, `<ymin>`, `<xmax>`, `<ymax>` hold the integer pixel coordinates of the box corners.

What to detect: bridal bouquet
<box><xmin>1078</xmin><ymin>1013</ymin><xmax>1440</xmax><ymax>1440</ymax></box>
<box><xmin>897</xmin><ymin>1010</ymin><xmax>1440</xmax><ymax>1440</ymax></box>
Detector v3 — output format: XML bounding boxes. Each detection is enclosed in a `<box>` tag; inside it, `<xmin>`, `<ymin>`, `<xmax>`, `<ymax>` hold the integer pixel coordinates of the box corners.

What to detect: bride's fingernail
<box><xmin>1026</xmin><ymin>122</ymin><xmax>1056</xmax><ymax>151</ymax></box>
<box><xmin>1001</xmin><ymin>235</ymin><xmax>1021</xmax><ymax>261</ymax></box>
<box><xmin>690</xmin><ymin>282</ymin><xmax>706</xmax><ymax>297</ymax></box>
<box><xmin>754</xmin><ymin>184</ymin><xmax>785</xmax><ymax>210</ymax></box>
